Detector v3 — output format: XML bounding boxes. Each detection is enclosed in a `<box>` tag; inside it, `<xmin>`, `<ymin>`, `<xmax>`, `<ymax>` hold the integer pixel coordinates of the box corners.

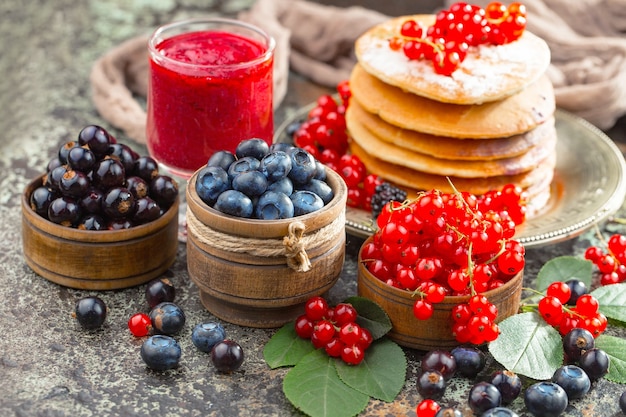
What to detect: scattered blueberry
<box><xmin>145</xmin><ymin>277</ymin><xmax>176</xmax><ymax>309</ymax></box>
<box><xmin>434</xmin><ymin>407</ymin><xmax>462</xmax><ymax>417</ymax></box>
<box><xmin>524</xmin><ymin>382</ymin><xmax>568</xmax><ymax>417</ymax></box>
<box><xmin>489</xmin><ymin>370</ymin><xmax>522</xmax><ymax>405</ymax></box>
<box><xmin>192</xmin><ymin>322</ymin><xmax>227</xmax><ymax>353</ymax></box>
<box><xmin>468</xmin><ymin>381</ymin><xmax>502</xmax><ymax>415</ymax></box>
<box><xmin>149</xmin><ymin>302</ymin><xmax>186</xmax><ymax>335</ymax></box>
<box><xmin>480</xmin><ymin>407</ymin><xmax>519</xmax><ymax>417</ymax></box>
<box><xmin>451</xmin><ymin>346</ymin><xmax>486</xmax><ymax>378</ymax></box>
<box><xmin>551</xmin><ymin>365</ymin><xmax>590</xmax><ymax>399</ymax></box>
<box><xmin>619</xmin><ymin>391</ymin><xmax>626</xmax><ymax>413</ymax></box>
<box><xmin>74</xmin><ymin>296</ymin><xmax>107</xmax><ymax>330</ymax></box>
<box><xmin>211</xmin><ymin>340</ymin><xmax>244</xmax><ymax>373</ymax></box>
<box><xmin>140</xmin><ymin>335</ymin><xmax>181</xmax><ymax>371</ymax></box>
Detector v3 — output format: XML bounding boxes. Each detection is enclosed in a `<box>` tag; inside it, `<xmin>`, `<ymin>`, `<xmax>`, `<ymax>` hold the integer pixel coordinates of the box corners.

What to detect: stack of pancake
<box><xmin>348</xmin><ymin>15</ymin><xmax>556</xmax><ymax>216</ymax></box>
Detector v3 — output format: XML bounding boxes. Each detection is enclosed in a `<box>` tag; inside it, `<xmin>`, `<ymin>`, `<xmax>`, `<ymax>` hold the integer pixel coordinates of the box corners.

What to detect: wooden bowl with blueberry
<box><xmin>186</xmin><ymin>138</ymin><xmax>348</xmax><ymax>328</ymax></box>
<box><xmin>21</xmin><ymin>125</ymin><xmax>179</xmax><ymax>290</ymax></box>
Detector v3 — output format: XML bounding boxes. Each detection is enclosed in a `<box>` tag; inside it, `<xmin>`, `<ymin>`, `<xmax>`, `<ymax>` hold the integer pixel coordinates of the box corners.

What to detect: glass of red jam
<box><xmin>146</xmin><ymin>17</ymin><xmax>275</xmax><ymax>179</ymax></box>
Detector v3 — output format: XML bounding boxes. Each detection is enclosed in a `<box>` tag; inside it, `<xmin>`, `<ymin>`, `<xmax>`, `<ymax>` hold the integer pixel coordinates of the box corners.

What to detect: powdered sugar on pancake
<box><xmin>355</xmin><ymin>15</ymin><xmax>551</xmax><ymax>104</ymax></box>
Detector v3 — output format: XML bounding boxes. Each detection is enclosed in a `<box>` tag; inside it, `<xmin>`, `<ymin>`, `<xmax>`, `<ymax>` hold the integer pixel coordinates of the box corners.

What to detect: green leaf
<box><xmin>536</xmin><ymin>256</ymin><xmax>593</xmax><ymax>291</ymax></box>
<box><xmin>283</xmin><ymin>349</ymin><xmax>370</xmax><ymax>417</ymax></box>
<box><xmin>489</xmin><ymin>312</ymin><xmax>563</xmax><ymax>380</ymax></box>
<box><xmin>595</xmin><ymin>335</ymin><xmax>626</xmax><ymax>383</ymax></box>
<box><xmin>335</xmin><ymin>338</ymin><xmax>406</xmax><ymax>402</ymax></box>
<box><xmin>591</xmin><ymin>283</ymin><xmax>626</xmax><ymax>325</ymax></box>
<box><xmin>263</xmin><ymin>322</ymin><xmax>315</xmax><ymax>369</ymax></box>
<box><xmin>344</xmin><ymin>296</ymin><xmax>392</xmax><ymax>340</ymax></box>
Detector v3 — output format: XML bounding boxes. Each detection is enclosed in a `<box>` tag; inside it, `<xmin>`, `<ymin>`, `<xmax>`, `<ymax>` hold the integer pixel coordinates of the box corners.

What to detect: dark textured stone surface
<box><xmin>2</xmin><ymin>0</ymin><xmax>626</xmax><ymax>416</ymax></box>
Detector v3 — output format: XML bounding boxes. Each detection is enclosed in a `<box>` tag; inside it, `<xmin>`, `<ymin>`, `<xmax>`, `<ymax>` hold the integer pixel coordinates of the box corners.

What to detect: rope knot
<box><xmin>283</xmin><ymin>221</ymin><xmax>312</xmax><ymax>272</ymax></box>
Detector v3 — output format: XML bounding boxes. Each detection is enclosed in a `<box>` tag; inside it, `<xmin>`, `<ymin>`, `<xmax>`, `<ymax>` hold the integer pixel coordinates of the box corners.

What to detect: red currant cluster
<box><xmin>389</xmin><ymin>1</ymin><xmax>528</xmax><ymax>75</ymax></box>
<box><xmin>361</xmin><ymin>186</ymin><xmax>527</xmax><ymax>344</ymax></box>
<box><xmin>538</xmin><ymin>281</ymin><xmax>607</xmax><ymax>337</ymax></box>
<box><xmin>451</xmin><ymin>294</ymin><xmax>500</xmax><ymax>344</ymax></box>
<box><xmin>584</xmin><ymin>233</ymin><xmax>626</xmax><ymax>285</ymax></box>
<box><xmin>293</xmin><ymin>81</ymin><xmax>386</xmax><ymax>211</ymax></box>
<box><xmin>294</xmin><ymin>296</ymin><xmax>373</xmax><ymax>365</ymax></box>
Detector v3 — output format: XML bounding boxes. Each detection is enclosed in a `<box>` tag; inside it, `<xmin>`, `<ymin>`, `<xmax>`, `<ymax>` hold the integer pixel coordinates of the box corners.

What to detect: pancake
<box><xmin>355</xmin><ymin>14</ymin><xmax>552</xmax><ymax>105</ymax></box>
<box><xmin>347</xmin><ymin>99</ymin><xmax>555</xmax><ymax>161</ymax></box>
<box><xmin>347</xmin><ymin>109</ymin><xmax>557</xmax><ymax>178</ymax></box>
<box><xmin>350</xmin><ymin>63</ymin><xmax>555</xmax><ymax>139</ymax></box>
<box><xmin>349</xmin><ymin>139</ymin><xmax>556</xmax><ymax>196</ymax></box>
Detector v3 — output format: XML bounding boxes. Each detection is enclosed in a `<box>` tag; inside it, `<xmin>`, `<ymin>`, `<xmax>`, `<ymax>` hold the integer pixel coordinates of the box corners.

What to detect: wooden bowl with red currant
<box><xmin>21</xmin><ymin>125</ymin><xmax>179</xmax><ymax>290</ymax></box>
<box><xmin>357</xmin><ymin>188</ymin><xmax>525</xmax><ymax>350</ymax></box>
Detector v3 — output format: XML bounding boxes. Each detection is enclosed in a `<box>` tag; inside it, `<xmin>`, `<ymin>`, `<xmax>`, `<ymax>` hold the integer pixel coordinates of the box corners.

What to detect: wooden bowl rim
<box><xmin>22</xmin><ymin>174</ymin><xmax>179</xmax><ymax>243</ymax></box>
<box><xmin>186</xmin><ymin>165</ymin><xmax>348</xmax><ymax>238</ymax></box>
<box><xmin>357</xmin><ymin>235</ymin><xmax>524</xmax><ymax>303</ymax></box>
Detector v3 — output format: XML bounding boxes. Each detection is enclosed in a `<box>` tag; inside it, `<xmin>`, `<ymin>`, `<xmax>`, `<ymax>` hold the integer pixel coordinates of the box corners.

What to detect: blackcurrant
<box><xmin>451</xmin><ymin>346</ymin><xmax>486</xmax><ymax>378</ymax></box>
<box><xmin>107</xmin><ymin>143</ymin><xmax>137</xmax><ymax>173</ymax></box>
<box><xmin>619</xmin><ymin>391</ymin><xmax>626</xmax><ymax>414</ymax></box>
<box><xmin>145</xmin><ymin>277</ymin><xmax>176</xmax><ymax>308</ymax></box>
<box><xmin>133</xmin><ymin>155</ymin><xmax>159</xmax><ymax>182</ymax></box>
<box><xmin>421</xmin><ymin>350</ymin><xmax>457</xmax><ymax>380</ymax></box>
<box><xmin>77</xmin><ymin>214</ymin><xmax>106</xmax><ymax>231</ymax></box>
<box><xmin>78</xmin><ymin>125</ymin><xmax>113</xmax><ymax>157</ymax></box>
<box><xmin>66</xmin><ymin>146</ymin><xmax>96</xmax><ymax>173</ymax></box>
<box><xmin>30</xmin><ymin>186</ymin><xmax>56</xmax><ymax>217</ymax></box>
<box><xmin>489</xmin><ymin>370</ymin><xmax>522</xmax><ymax>405</ymax></box>
<box><xmin>102</xmin><ymin>187</ymin><xmax>135</xmax><ymax>219</ymax></box>
<box><xmin>58</xmin><ymin>141</ymin><xmax>81</xmax><ymax>165</ymax></box>
<box><xmin>133</xmin><ymin>197</ymin><xmax>161</xmax><ymax>224</ymax></box>
<box><xmin>74</xmin><ymin>296</ymin><xmax>107</xmax><ymax>330</ymax></box>
<box><xmin>80</xmin><ymin>188</ymin><xmax>104</xmax><ymax>214</ymax></box>
<box><xmin>579</xmin><ymin>348</ymin><xmax>609</xmax><ymax>381</ymax></box>
<box><xmin>59</xmin><ymin>170</ymin><xmax>90</xmax><ymax>198</ymax></box>
<box><xmin>211</xmin><ymin>340</ymin><xmax>244</xmax><ymax>373</ymax></box>
<box><xmin>565</xmin><ymin>279</ymin><xmax>588</xmax><ymax>305</ymax></box>
<box><xmin>126</xmin><ymin>176</ymin><xmax>149</xmax><ymax>199</ymax></box>
<box><xmin>48</xmin><ymin>196</ymin><xmax>81</xmax><ymax>226</ymax></box>
<box><xmin>92</xmin><ymin>157</ymin><xmax>125</xmax><ymax>190</ymax></box>
<box><xmin>416</xmin><ymin>370</ymin><xmax>446</xmax><ymax>400</ymax></box>
<box><xmin>149</xmin><ymin>175</ymin><xmax>179</xmax><ymax>209</ymax></box>
<box><xmin>563</xmin><ymin>328</ymin><xmax>595</xmax><ymax>362</ymax></box>
<box><xmin>468</xmin><ymin>381</ymin><xmax>502</xmax><ymax>415</ymax></box>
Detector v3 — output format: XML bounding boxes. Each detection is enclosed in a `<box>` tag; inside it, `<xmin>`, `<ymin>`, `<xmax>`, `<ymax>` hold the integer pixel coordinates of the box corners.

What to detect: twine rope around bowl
<box><xmin>186</xmin><ymin>208</ymin><xmax>346</xmax><ymax>272</ymax></box>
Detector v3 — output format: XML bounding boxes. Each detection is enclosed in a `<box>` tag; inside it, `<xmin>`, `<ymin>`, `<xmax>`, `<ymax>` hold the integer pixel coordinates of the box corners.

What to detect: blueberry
<box><xmin>416</xmin><ymin>370</ymin><xmax>446</xmax><ymax>400</ymax></box>
<box><xmin>232</xmin><ymin>170</ymin><xmax>268</xmax><ymax>197</ymax></box>
<box><xmin>524</xmin><ymin>382</ymin><xmax>568</xmax><ymax>417</ymax></box>
<box><xmin>260</xmin><ymin>151</ymin><xmax>292</xmax><ymax>182</ymax></box>
<box><xmin>468</xmin><ymin>382</ymin><xmax>502</xmax><ymax>415</ymax></box>
<box><xmin>421</xmin><ymin>350</ymin><xmax>457</xmax><ymax>381</ymax></box>
<box><xmin>313</xmin><ymin>160</ymin><xmax>327</xmax><ymax>181</ymax></box>
<box><xmin>74</xmin><ymin>296</ymin><xmax>107</xmax><ymax>330</ymax></box>
<box><xmin>287</xmin><ymin>147</ymin><xmax>317</xmax><ymax>185</ymax></box>
<box><xmin>563</xmin><ymin>328</ymin><xmax>594</xmax><ymax>362</ymax></box>
<box><xmin>269</xmin><ymin>142</ymin><xmax>294</xmax><ymax>153</ymax></box>
<box><xmin>192</xmin><ymin>322</ymin><xmax>227</xmax><ymax>353</ymax></box>
<box><xmin>195</xmin><ymin>166</ymin><xmax>230</xmax><ymax>205</ymax></box>
<box><xmin>255</xmin><ymin>191</ymin><xmax>294</xmax><ymax>220</ymax></box>
<box><xmin>480</xmin><ymin>407</ymin><xmax>519</xmax><ymax>417</ymax></box>
<box><xmin>145</xmin><ymin>278</ymin><xmax>176</xmax><ymax>308</ymax></box>
<box><xmin>450</xmin><ymin>346</ymin><xmax>486</xmax><ymax>378</ymax></box>
<box><xmin>214</xmin><ymin>190</ymin><xmax>254</xmax><ymax>218</ymax></box>
<box><xmin>489</xmin><ymin>370</ymin><xmax>522</xmax><ymax>404</ymax></box>
<box><xmin>149</xmin><ymin>302</ymin><xmax>186</xmax><ymax>335</ymax></box>
<box><xmin>565</xmin><ymin>279</ymin><xmax>587</xmax><ymax>305</ymax></box>
<box><xmin>235</xmin><ymin>138</ymin><xmax>269</xmax><ymax>160</ymax></box>
<box><xmin>290</xmin><ymin>190</ymin><xmax>324</xmax><ymax>216</ymax></box>
<box><xmin>208</xmin><ymin>150</ymin><xmax>236</xmax><ymax>171</ymax></box>
<box><xmin>267</xmin><ymin>177</ymin><xmax>294</xmax><ymax>196</ymax></box>
<box><xmin>579</xmin><ymin>348</ymin><xmax>609</xmax><ymax>381</ymax></box>
<box><xmin>297</xmin><ymin>179</ymin><xmax>334</xmax><ymax>205</ymax></box>
<box><xmin>620</xmin><ymin>391</ymin><xmax>626</xmax><ymax>413</ymax></box>
<box><xmin>211</xmin><ymin>340</ymin><xmax>244</xmax><ymax>373</ymax></box>
<box><xmin>227</xmin><ymin>156</ymin><xmax>261</xmax><ymax>180</ymax></box>
<box><xmin>140</xmin><ymin>335</ymin><xmax>181</xmax><ymax>371</ymax></box>
<box><xmin>551</xmin><ymin>365</ymin><xmax>590</xmax><ymax>399</ymax></box>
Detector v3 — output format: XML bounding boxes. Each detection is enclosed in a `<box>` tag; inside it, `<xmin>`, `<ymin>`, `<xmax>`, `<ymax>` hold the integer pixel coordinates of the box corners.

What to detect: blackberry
<box><xmin>371</xmin><ymin>182</ymin><xmax>407</xmax><ymax>219</ymax></box>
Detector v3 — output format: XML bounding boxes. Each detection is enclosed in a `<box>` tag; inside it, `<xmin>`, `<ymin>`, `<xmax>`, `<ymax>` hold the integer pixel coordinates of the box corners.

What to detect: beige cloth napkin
<box><xmin>90</xmin><ymin>0</ymin><xmax>626</xmax><ymax>145</ymax></box>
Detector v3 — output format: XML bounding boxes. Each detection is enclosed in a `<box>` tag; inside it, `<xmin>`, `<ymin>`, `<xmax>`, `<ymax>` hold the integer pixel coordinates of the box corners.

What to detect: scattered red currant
<box><xmin>128</xmin><ymin>312</ymin><xmax>152</xmax><ymax>337</ymax></box>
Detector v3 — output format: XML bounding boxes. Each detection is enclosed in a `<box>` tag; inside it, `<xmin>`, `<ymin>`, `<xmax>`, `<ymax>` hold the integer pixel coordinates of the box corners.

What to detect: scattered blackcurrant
<box><xmin>74</xmin><ymin>296</ymin><xmax>107</xmax><ymax>330</ymax></box>
<box><xmin>416</xmin><ymin>370</ymin><xmax>446</xmax><ymax>400</ymax></box>
<box><xmin>145</xmin><ymin>277</ymin><xmax>176</xmax><ymax>308</ymax></box>
<box><xmin>468</xmin><ymin>381</ymin><xmax>502</xmax><ymax>415</ymax></box>
<box><xmin>211</xmin><ymin>340</ymin><xmax>244</xmax><ymax>373</ymax></box>
<box><xmin>579</xmin><ymin>348</ymin><xmax>609</xmax><ymax>381</ymax></box>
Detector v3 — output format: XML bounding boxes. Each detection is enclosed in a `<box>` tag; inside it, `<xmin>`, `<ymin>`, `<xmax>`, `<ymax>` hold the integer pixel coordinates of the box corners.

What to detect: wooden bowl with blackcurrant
<box><xmin>21</xmin><ymin>125</ymin><xmax>179</xmax><ymax>290</ymax></box>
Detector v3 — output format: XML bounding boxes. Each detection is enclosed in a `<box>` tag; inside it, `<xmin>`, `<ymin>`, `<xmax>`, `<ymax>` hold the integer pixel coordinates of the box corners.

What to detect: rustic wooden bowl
<box><xmin>21</xmin><ymin>175</ymin><xmax>179</xmax><ymax>290</ymax></box>
<box><xmin>357</xmin><ymin>236</ymin><xmax>523</xmax><ymax>350</ymax></box>
<box><xmin>186</xmin><ymin>167</ymin><xmax>348</xmax><ymax>328</ymax></box>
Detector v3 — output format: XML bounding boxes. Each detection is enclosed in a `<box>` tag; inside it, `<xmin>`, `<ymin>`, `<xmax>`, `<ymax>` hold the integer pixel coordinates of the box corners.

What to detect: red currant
<box><xmin>333</xmin><ymin>303</ymin><xmax>358</xmax><ymax>325</ymax></box>
<box><xmin>413</xmin><ymin>299</ymin><xmax>434</xmax><ymax>320</ymax></box>
<box><xmin>295</xmin><ymin>314</ymin><xmax>314</xmax><ymax>339</ymax></box>
<box><xmin>128</xmin><ymin>313</ymin><xmax>151</xmax><ymax>337</ymax></box>
<box><xmin>305</xmin><ymin>296</ymin><xmax>328</xmax><ymax>321</ymax></box>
